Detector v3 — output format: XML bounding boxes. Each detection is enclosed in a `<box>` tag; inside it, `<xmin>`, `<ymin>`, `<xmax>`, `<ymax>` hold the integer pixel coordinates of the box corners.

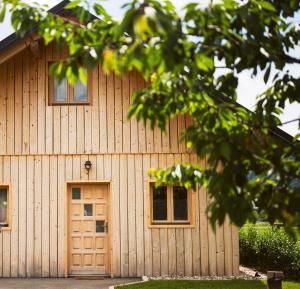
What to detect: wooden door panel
<box><xmin>72</xmin><ymin>237</ymin><xmax>82</xmax><ymax>249</ymax></box>
<box><xmin>83</xmin><ymin>237</ymin><xmax>93</xmax><ymax>249</ymax></box>
<box><xmin>95</xmin><ymin>204</ymin><xmax>105</xmax><ymax>216</ymax></box>
<box><xmin>83</xmin><ymin>254</ymin><xmax>93</xmax><ymax>266</ymax></box>
<box><xmin>71</xmin><ymin>204</ymin><xmax>81</xmax><ymax>216</ymax></box>
<box><xmin>95</xmin><ymin>237</ymin><xmax>105</xmax><ymax>250</ymax></box>
<box><xmin>68</xmin><ymin>184</ymin><xmax>109</xmax><ymax>276</ymax></box>
<box><xmin>71</xmin><ymin>220</ymin><xmax>81</xmax><ymax>233</ymax></box>
<box><xmin>72</xmin><ymin>254</ymin><xmax>82</xmax><ymax>266</ymax></box>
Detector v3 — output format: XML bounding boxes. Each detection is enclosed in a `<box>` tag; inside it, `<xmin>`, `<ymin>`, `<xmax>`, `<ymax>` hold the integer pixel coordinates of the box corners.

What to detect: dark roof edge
<box><xmin>0</xmin><ymin>0</ymin><xmax>97</xmax><ymax>54</ymax></box>
<box><xmin>218</xmin><ymin>96</ymin><xmax>296</xmax><ymax>145</ymax></box>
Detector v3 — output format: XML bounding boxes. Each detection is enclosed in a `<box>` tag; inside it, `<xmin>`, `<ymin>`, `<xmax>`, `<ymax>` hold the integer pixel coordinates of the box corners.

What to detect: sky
<box><xmin>0</xmin><ymin>0</ymin><xmax>299</xmax><ymax>137</ymax></box>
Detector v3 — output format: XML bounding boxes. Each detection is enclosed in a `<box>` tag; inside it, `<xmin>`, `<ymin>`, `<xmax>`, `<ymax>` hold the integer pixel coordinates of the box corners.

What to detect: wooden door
<box><xmin>68</xmin><ymin>184</ymin><xmax>110</xmax><ymax>276</ymax></box>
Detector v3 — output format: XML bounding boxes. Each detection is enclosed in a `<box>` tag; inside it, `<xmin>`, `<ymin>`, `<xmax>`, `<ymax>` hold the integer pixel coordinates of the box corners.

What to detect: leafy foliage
<box><xmin>240</xmin><ymin>224</ymin><xmax>300</xmax><ymax>279</ymax></box>
<box><xmin>1</xmin><ymin>0</ymin><xmax>300</xmax><ymax>232</ymax></box>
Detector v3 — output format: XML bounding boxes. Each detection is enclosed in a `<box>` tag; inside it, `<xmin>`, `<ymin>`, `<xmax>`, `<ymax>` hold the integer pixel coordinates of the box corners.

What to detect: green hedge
<box><xmin>240</xmin><ymin>224</ymin><xmax>300</xmax><ymax>279</ymax></box>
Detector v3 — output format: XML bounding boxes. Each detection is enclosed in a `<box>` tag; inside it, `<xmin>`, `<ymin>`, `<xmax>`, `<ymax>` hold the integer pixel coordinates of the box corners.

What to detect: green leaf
<box><xmin>78</xmin><ymin>67</ymin><xmax>87</xmax><ymax>86</ymax></box>
<box><xmin>258</xmin><ymin>1</ymin><xmax>277</xmax><ymax>12</ymax></box>
<box><xmin>65</xmin><ymin>0</ymin><xmax>81</xmax><ymax>10</ymax></box>
<box><xmin>195</xmin><ymin>53</ymin><xmax>214</xmax><ymax>72</ymax></box>
<box><xmin>0</xmin><ymin>6</ymin><xmax>6</xmax><ymax>23</ymax></box>
<box><xmin>220</xmin><ymin>142</ymin><xmax>231</xmax><ymax>160</ymax></box>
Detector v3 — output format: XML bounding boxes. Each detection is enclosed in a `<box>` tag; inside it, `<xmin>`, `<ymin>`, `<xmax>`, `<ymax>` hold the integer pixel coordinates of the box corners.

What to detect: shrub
<box><xmin>240</xmin><ymin>224</ymin><xmax>300</xmax><ymax>279</ymax></box>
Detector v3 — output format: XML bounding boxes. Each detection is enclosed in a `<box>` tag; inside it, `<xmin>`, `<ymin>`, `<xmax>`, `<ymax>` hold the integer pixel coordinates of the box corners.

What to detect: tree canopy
<box><xmin>1</xmin><ymin>0</ymin><xmax>300</xmax><ymax>233</ymax></box>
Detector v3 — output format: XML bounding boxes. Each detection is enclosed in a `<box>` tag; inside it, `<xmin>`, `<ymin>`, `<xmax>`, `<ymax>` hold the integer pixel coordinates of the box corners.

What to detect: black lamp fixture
<box><xmin>84</xmin><ymin>160</ymin><xmax>92</xmax><ymax>173</ymax></box>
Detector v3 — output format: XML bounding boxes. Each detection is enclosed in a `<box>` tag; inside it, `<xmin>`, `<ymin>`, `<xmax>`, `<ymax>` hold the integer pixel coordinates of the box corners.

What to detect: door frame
<box><xmin>64</xmin><ymin>180</ymin><xmax>113</xmax><ymax>277</ymax></box>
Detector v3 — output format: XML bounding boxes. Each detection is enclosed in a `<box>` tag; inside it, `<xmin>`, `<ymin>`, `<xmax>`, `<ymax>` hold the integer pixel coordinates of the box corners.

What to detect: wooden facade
<box><xmin>0</xmin><ymin>41</ymin><xmax>239</xmax><ymax>277</ymax></box>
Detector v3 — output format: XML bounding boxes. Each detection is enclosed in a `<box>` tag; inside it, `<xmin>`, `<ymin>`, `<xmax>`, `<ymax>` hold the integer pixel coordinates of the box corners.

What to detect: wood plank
<box><xmin>135</xmin><ymin>155</ymin><xmax>144</xmax><ymax>277</ymax></box>
<box><xmin>87</xmin><ymin>155</ymin><xmax>97</xmax><ymax>181</ymax></box>
<box><xmin>6</xmin><ymin>60</ymin><xmax>15</xmax><ymax>155</ymax></box>
<box><xmin>107</xmin><ymin>72</ymin><xmax>115</xmax><ymax>153</ymax></box>
<box><xmin>49</xmin><ymin>156</ymin><xmax>58</xmax><ymax>276</ymax></box>
<box><xmin>199</xmin><ymin>159</ymin><xmax>209</xmax><ymax>276</ymax></box>
<box><xmin>190</xmin><ymin>154</ymin><xmax>201</xmax><ymax>276</ymax></box>
<box><xmin>76</xmin><ymin>106</ymin><xmax>84</xmax><ymax>153</ymax></box>
<box><xmin>114</xmin><ymin>74</ymin><xmax>122</xmax><ymax>153</ymax></box>
<box><xmin>150</xmin><ymin>154</ymin><xmax>160</xmax><ymax>276</ymax></box>
<box><xmin>224</xmin><ymin>217</ymin><xmax>233</xmax><ymax>276</ymax></box>
<box><xmin>41</xmin><ymin>156</ymin><xmax>50</xmax><ymax>277</ymax></box>
<box><xmin>177</xmin><ymin>114</ymin><xmax>186</xmax><ymax>153</ymax></box>
<box><xmin>176</xmin><ymin>228</ymin><xmax>185</xmax><ymax>276</ymax></box>
<box><xmin>152</xmin><ymin>229</ymin><xmax>160</xmax><ymax>276</ymax></box>
<box><xmin>26</xmin><ymin>156</ymin><xmax>34</xmax><ymax>277</ymax></box>
<box><xmin>137</xmin><ymin>73</ymin><xmax>146</xmax><ymax>153</ymax></box>
<box><xmin>22</xmin><ymin>50</ymin><xmax>30</xmax><ymax>154</ymax></box>
<box><xmin>142</xmin><ymin>154</ymin><xmax>152</xmax><ymax>276</ymax></box>
<box><xmin>14</xmin><ymin>54</ymin><xmax>23</xmax><ymax>154</ymax></box>
<box><xmin>60</xmin><ymin>106</ymin><xmax>69</xmax><ymax>154</ymax></box>
<box><xmin>162</xmin><ymin>121</ymin><xmax>170</xmax><ymax>153</ymax></box>
<box><xmin>45</xmin><ymin>44</ymin><xmax>53</xmax><ymax>154</ymax></box>
<box><xmin>2</xmin><ymin>156</ymin><xmax>11</xmax><ymax>277</ymax></box>
<box><xmin>57</xmin><ymin>156</ymin><xmax>65</xmax><ymax>277</ymax></box>
<box><xmin>18</xmin><ymin>156</ymin><xmax>26</xmax><ymax>276</ymax></box>
<box><xmin>0</xmin><ymin>64</ymin><xmax>7</xmax><ymax>154</ymax></box>
<box><xmin>99</xmin><ymin>68</ymin><xmax>107</xmax><ymax>153</ymax></box>
<box><xmin>166</xmin><ymin>154</ymin><xmax>176</xmax><ymax>276</ymax></box>
<box><xmin>34</xmin><ymin>156</ymin><xmax>42</xmax><ymax>277</ymax></box>
<box><xmin>112</xmin><ymin>155</ymin><xmax>120</xmax><ymax>276</ymax></box>
<box><xmin>182</xmin><ymin>154</ymin><xmax>193</xmax><ymax>276</ymax></box>
<box><xmin>216</xmin><ymin>223</ymin><xmax>225</xmax><ymax>276</ymax></box>
<box><xmin>119</xmin><ymin>155</ymin><xmax>128</xmax><ymax>277</ymax></box>
<box><xmin>208</xmin><ymin>196</ymin><xmax>217</xmax><ymax>276</ymax></box>
<box><xmin>170</xmin><ymin>117</ymin><xmax>178</xmax><ymax>153</ymax></box>
<box><xmin>96</xmin><ymin>155</ymin><xmax>104</xmax><ymax>180</ymax></box>
<box><xmin>130</xmin><ymin>71</ymin><xmax>138</xmax><ymax>152</ymax></box>
<box><xmin>122</xmin><ymin>74</ymin><xmax>130</xmax><ymax>153</ymax></box>
<box><xmin>53</xmin><ymin>106</ymin><xmax>61</xmax><ymax>154</ymax></box>
<box><xmin>91</xmin><ymin>67</ymin><xmax>100</xmax><ymax>153</ymax></box>
<box><xmin>72</xmin><ymin>155</ymin><xmax>81</xmax><ymax>180</ymax></box>
<box><xmin>84</xmin><ymin>105</ymin><xmax>92</xmax><ymax>154</ymax></box>
<box><xmin>37</xmin><ymin>46</ymin><xmax>46</xmax><ymax>154</ymax></box>
<box><xmin>127</xmin><ymin>155</ymin><xmax>137</xmax><ymax>276</ymax></box>
<box><xmin>158</xmin><ymin>154</ymin><xmax>168</xmax><ymax>276</ymax></box>
<box><xmin>29</xmin><ymin>55</ymin><xmax>38</xmax><ymax>154</ymax></box>
<box><xmin>232</xmin><ymin>225</ymin><xmax>240</xmax><ymax>276</ymax></box>
<box><xmin>10</xmin><ymin>156</ymin><xmax>19</xmax><ymax>277</ymax></box>
<box><xmin>68</xmin><ymin>106</ymin><xmax>77</xmax><ymax>154</ymax></box>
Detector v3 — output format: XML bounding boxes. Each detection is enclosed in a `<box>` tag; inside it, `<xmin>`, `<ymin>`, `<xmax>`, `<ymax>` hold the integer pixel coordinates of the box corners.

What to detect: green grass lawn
<box><xmin>118</xmin><ymin>280</ymin><xmax>300</xmax><ymax>289</ymax></box>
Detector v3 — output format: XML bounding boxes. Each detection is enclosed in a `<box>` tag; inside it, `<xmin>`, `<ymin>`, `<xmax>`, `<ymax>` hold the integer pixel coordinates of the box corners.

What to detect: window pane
<box><xmin>152</xmin><ymin>186</ymin><xmax>167</xmax><ymax>221</ymax></box>
<box><xmin>173</xmin><ymin>186</ymin><xmax>188</xmax><ymax>221</ymax></box>
<box><xmin>72</xmin><ymin>188</ymin><xmax>81</xmax><ymax>200</ymax></box>
<box><xmin>0</xmin><ymin>188</ymin><xmax>7</xmax><ymax>224</ymax></box>
<box><xmin>96</xmin><ymin>220</ymin><xmax>105</xmax><ymax>233</ymax></box>
<box><xmin>54</xmin><ymin>78</ymin><xmax>68</xmax><ymax>102</ymax></box>
<box><xmin>84</xmin><ymin>204</ymin><xmax>93</xmax><ymax>216</ymax></box>
<box><xmin>74</xmin><ymin>80</ymin><xmax>88</xmax><ymax>102</ymax></box>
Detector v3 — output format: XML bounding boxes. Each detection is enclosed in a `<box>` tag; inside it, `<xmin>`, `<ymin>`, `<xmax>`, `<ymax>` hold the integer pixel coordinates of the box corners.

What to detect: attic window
<box><xmin>49</xmin><ymin>67</ymin><xmax>91</xmax><ymax>105</ymax></box>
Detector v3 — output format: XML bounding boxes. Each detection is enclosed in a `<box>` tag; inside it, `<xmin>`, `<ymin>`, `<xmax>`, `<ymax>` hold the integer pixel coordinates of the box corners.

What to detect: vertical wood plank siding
<box><xmin>0</xmin><ymin>46</ymin><xmax>239</xmax><ymax>277</ymax></box>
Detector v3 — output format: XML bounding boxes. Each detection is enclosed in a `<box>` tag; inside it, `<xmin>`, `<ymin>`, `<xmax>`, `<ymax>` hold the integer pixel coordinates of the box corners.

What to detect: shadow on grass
<box><xmin>119</xmin><ymin>279</ymin><xmax>266</xmax><ymax>289</ymax></box>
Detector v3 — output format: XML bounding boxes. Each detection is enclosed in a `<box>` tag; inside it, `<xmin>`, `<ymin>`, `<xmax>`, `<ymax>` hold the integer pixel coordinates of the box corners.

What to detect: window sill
<box><xmin>148</xmin><ymin>222</ymin><xmax>194</xmax><ymax>229</ymax></box>
<box><xmin>49</xmin><ymin>102</ymin><xmax>91</xmax><ymax>106</ymax></box>
<box><xmin>0</xmin><ymin>227</ymin><xmax>11</xmax><ymax>231</ymax></box>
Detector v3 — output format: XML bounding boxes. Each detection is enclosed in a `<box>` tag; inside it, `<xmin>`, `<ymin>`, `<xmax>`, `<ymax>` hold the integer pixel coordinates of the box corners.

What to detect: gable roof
<box><xmin>0</xmin><ymin>0</ymin><xmax>71</xmax><ymax>55</ymax></box>
<box><xmin>0</xmin><ymin>0</ymin><xmax>297</xmax><ymax>145</ymax></box>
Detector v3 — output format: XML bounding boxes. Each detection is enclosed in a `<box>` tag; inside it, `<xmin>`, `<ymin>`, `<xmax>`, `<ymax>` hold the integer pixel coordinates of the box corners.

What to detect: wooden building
<box><xmin>0</xmin><ymin>1</ymin><xmax>240</xmax><ymax>278</ymax></box>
